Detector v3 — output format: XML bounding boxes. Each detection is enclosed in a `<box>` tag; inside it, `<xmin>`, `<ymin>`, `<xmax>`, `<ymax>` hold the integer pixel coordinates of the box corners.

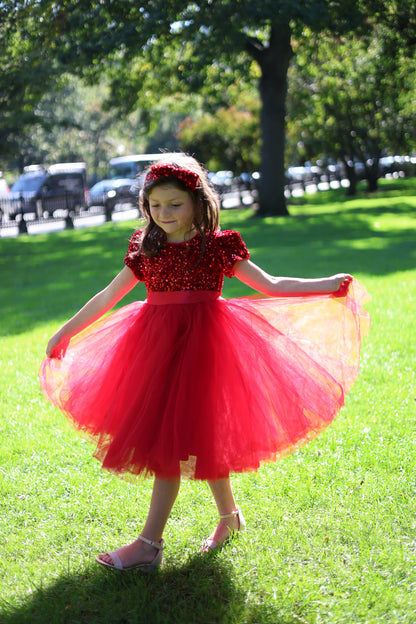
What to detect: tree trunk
<box><xmin>247</xmin><ymin>25</ymin><xmax>293</xmax><ymax>216</ymax></box>
<box><xmin>343</xmin><ymin>160</ymin><xmax>357</xmax><ymax>196</ymax></box>
<box><xmin>366</xmin><ymin>160</ymin><xmax>379</xmax><ymax>192</ymax></box>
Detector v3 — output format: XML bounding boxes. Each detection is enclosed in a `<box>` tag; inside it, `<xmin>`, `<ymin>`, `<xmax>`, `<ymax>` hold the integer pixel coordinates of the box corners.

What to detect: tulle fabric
<box><xmin>39</xmin><ymin>280</ymin><xmax>370</xmax><ymax>480</ymax></box>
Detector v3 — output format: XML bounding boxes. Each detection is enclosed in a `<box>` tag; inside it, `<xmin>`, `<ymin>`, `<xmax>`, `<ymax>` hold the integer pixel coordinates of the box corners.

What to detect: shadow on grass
<box><xmin>0</xmin><ymin>555</ymin><xmax>288</xmax><ymax>624</ymax></box>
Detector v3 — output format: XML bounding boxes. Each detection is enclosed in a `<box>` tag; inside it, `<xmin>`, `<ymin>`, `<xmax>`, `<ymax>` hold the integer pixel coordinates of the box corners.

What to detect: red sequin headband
<box><xmin>144</xmin><ymin>164</ymin><xmax>200</xmax><ymax>191</ymax></box>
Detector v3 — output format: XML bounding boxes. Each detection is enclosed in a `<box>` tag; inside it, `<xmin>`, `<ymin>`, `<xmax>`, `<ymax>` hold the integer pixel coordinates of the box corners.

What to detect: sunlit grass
<box><xmin>0</xmin><ymin>178</ymin><xmax>415</xmax><ymax>623</ymax></box>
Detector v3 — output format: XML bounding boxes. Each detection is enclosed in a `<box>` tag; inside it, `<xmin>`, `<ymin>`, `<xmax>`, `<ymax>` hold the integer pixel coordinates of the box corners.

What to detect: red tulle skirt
<box><xmin>39</xmin><ymin>281</ymin><xmax>370</xmax><ymax>480</ymax></box>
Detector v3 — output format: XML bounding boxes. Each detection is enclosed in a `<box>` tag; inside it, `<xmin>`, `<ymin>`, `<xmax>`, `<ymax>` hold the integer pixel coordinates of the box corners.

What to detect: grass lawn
<box><xmin>0</xmin><ymin>178</ymin><xmax>415</xmax><ymax>624</ymax></box>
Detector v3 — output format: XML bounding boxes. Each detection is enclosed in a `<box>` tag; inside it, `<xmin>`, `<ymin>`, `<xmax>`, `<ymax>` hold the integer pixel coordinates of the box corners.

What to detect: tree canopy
<box><xmin>287</xmin><ymin>24</ymin><xmax>416</xmax><ymax>193</ymax></box>
<box><xmin>0</xmin><ymin>3</ymin><xmax>61</xmax><ymax>161</ymax></box>
<box><xmin>178</xmin><ymin>96</ymin><xmax>261</xmax><ymax>173</ymax></box>
<box><xmin>1</xmin><ymin>1</ymin><xmax>415</xmax><ymax>212</ymax></box>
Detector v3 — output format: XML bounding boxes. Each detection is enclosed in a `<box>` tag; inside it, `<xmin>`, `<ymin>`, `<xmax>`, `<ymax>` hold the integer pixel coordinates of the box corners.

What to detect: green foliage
<box><xmin>364</xmin><ymin>0</ymin><xmax>416</xmax><ymax>53</ymax></box>
<box><xmin>1</xmin><ymin>178</ymin><xmax>416</xmax><ymax>622</ymax></box>
<box><xmin>0</xmin><ymin>4</ymin><xmax>62</xmax><ymax>161</ymax></box>
<box><xmin>19</xmin><ymin>75</ymin><xmax>150</xmax><ymax>179</ymax></box>
<box><xmin>287</xmin><ymin>25</ymin><xmax>416</xmax><ymax>189</ymax></box>
<box><xmin>2</xmin><ymin>1</ymin><xmax>415</xmax><ymax>211</ymax></box>
<box><xmin>12</xmin><ymin>1</ymin><xmax>375</xmax><ymax>216</ymax></box>
<box><xmin>178</xmin><ymin>95</ymin><xmax>261</xmax><ymax>173</ymax></box>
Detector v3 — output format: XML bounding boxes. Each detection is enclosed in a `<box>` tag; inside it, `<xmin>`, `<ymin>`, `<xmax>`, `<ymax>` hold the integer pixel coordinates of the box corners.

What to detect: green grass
<box><xmin>1</xmin><ymin>178</ymin><xmax>415</xmax><ymax>624</ymax></box>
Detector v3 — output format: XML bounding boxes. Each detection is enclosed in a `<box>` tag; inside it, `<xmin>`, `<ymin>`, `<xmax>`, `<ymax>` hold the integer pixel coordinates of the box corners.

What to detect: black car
<box><xmin>7</xmin><ymin>163</ymin><xmax>88</xmax><ymax>219</ymax></box>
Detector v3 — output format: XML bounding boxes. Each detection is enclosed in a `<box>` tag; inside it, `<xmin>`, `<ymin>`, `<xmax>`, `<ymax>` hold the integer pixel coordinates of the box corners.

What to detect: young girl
<box><xmin>40</xmin><ymin>155</ymin><xmax>370</xmax><ymax>572</ymax></box>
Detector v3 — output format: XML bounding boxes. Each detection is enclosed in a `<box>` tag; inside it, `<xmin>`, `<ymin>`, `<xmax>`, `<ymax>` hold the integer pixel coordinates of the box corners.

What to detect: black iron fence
<box><xmin>0</xmin><ymin>192</ymin><xmax>136</xmax><ymax>236</ymax></box>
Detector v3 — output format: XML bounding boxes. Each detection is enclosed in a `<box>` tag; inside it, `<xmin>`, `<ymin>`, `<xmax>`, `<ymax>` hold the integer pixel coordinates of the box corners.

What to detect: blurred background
<box><xmin>1</xmin><ymin>1</ymin><xmax>415</xmax><ymax>230</ymax></box>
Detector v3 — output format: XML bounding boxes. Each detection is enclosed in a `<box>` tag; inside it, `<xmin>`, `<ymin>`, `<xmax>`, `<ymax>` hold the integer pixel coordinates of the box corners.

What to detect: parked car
<box><xmin>286</xmin><ymin>166</ymin><xmax>313</xmax><ymax>186</ymax></box>
<box><xmin>108</xmin><ymin>153</ymin><xmax>184</xmax><ymax>180</ymax></box>
<box><xmin>7</xmin><ymin>163</ymin><xmax>88</xmax><ymax>219</ymax></box>
<box><xmin>237</xmin><ymin>172</ymin><xmax>259</xmax><ymax>191</ymax></box>
<box><xmin>88</xmin><ymin>178</ymin><xmax>138</xmax><ymax>210</ymax></box>
<box><xmin>208</xmin><ymin>170</ymin><xmax>234</xmax><ymax>195</ymax></box>
<box><xmin>378</xmin><ymin>155</ymin><xmax>409</xmax><ymax>176</ymax></box>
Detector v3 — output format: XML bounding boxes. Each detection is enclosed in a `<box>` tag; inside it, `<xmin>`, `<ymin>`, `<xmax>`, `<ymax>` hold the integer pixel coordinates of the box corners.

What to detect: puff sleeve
<box><xmin>124</xmin><ymin>230</ymin><xmax>145</xmax><ymax>281</ymax></box>
<box><xmin>215</xmin><ymin>230</ymin><xmax>250</xmax><ymax>277</ymax></box>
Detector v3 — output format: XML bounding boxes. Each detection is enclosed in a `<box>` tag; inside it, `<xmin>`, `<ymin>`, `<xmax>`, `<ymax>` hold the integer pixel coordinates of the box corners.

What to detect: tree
<box><xmin>0</xmin><ymin>3</ymin><xmax>62</xmax><ymax>166</ymax></box>
<box><xmin>4</xmin><ymin>1</ymin><xmax>415</xmax><ymax>212</ymax></box>
<box><xmin>18</xmin><ymin>0</ymin><xmax>372</xmax><ymax>216</ymax></box>
<box><xmin>2</xmin><ymin>72</ymin><xmax>150</xmax><ymax>179</ymax></box>
<box><xmin>287</xmin><ymin>25</ymin><xmax>416</xmax><ymax>194</ymax></box>
<box><xmin>29</xmin><ymin>76</ymin><xmax>149</xmax><ymax>181</ymax></box>
<box><xmin>177</xmin><ymin>94</ymin><xmax>261</xmax><ymax>173</ymax></box>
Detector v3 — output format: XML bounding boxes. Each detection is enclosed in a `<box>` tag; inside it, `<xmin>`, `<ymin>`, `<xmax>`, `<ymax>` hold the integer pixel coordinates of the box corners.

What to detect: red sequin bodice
<box><xmin>124</xmin><ymin>229</ymin><xmax>250</xmax><ymax>293</ymax></box>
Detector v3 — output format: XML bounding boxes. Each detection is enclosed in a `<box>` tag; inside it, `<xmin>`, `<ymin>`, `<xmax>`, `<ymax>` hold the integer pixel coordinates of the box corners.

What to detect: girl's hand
<box><xmin>328</xmin><ymin>273</ymin><xmax>353</xmax><ymax>294</ymax></box>
<box><xmin>46</xmin><ymin>332</ymin><xmax>70</xmax><ymax>359</ymax></box>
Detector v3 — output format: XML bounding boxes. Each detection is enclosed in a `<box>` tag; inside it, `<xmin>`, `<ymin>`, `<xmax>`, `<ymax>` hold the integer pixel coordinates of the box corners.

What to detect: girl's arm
<box><xmin>234</xmin><ymin>259</ymin><xmax>352</xmax><ymax>297</ymax></box>
<box><xmin>46</xmin><ymin>266</ymin><xmax>138</xmax><ymax>357</ymax></box>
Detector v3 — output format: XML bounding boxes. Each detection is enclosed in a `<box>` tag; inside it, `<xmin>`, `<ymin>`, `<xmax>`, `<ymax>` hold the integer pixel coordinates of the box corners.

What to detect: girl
<box><xmin>40</xmin><ymin>155</ymin><xmax>370</xmax><ymax>572</ymax></box>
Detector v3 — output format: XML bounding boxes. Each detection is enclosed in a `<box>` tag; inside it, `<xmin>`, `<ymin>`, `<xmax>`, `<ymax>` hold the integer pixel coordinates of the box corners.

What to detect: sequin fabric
<box><xmin>145</xmin><ymin>164</ymin><xmax>200</xmax><ymax>191</ymax></box>
<box><xmin>124</xmin><ymin>229</ymin><xmax>250</xmax><ymax>292</ymax></box>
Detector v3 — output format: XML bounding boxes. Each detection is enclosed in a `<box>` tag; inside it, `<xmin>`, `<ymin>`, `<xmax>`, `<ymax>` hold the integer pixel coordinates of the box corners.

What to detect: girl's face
<box><xmin>148</xmin><ymin>184</ymin><xmax>196</xmax><ymax>242</ymax></box>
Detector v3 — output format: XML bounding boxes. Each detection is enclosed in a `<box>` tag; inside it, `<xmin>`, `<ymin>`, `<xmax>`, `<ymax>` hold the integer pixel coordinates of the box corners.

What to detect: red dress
<box><xmin>39</xmin><ymin>229</ymin><xmax>370</xmax><ymax>480</ymax></box>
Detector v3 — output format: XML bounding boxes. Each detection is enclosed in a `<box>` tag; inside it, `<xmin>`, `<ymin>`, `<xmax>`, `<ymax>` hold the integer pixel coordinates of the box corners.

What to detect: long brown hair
<box><xmin>138</xmin><ymin>155</ymin><xmax>220</xmax><ymax>258</ymax></box>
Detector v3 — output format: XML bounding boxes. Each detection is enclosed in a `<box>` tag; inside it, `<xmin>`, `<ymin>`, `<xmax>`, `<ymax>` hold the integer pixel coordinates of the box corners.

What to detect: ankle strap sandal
<box><xmin>96</xmin><ymin>534</ymin><xmax>164</xmax><ymax>572</ymax></box>
<box><xmin>201</xmin><ymin>506</ymin><xmax>246</xmax><ymax>552</ymax></box>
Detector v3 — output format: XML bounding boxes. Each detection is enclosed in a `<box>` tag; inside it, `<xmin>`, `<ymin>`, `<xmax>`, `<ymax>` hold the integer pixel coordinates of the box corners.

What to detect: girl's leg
<box><xmin>98</xmin><ymin>476</ymin><xmax>180</xmax><ymax>567</ymax></box>
<box><xmin>205</xmin><ymin>477</ymin><xmax>241</xmax><ymax>546</ymax></box>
